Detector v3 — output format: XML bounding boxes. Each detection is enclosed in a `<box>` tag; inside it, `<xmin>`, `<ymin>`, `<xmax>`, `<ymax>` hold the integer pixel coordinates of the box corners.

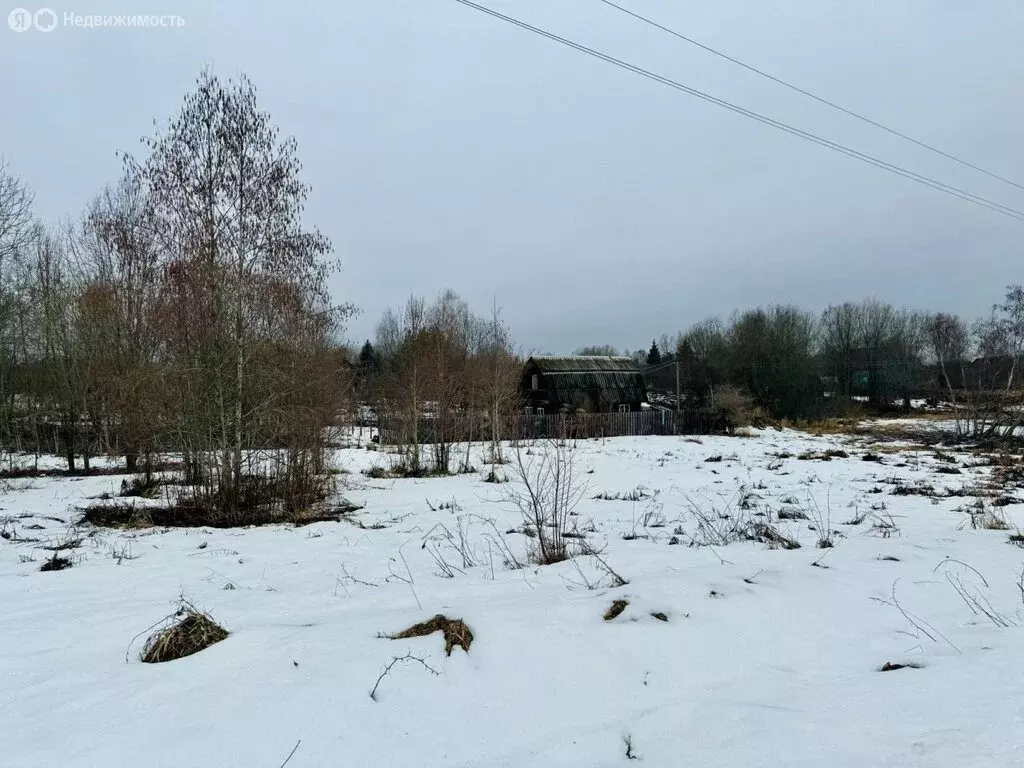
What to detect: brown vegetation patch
<box><xmin>81</xmin><ymin>501</ymin><xmax>351</xmax><ymax>529</ymax></box>
<box><xmin>992</xmin><ymin>496</ymin><xmax>1023</xmax><ymax>507</ymax></box>
<box><xmin>891</xmin><ymin>483</ymin><xmax>938</xmax><ymax>497</ymax></box>
<box><xmin>141</xmin><ymin>604</ymin><xmax>229</xmax><ymax>663</ymax></box>
<box><xmin>879</xmin><ymin>661</ymin><xmax>923</xmax><ymax>672</ymax></box>
<box><xmin>81</xmin><ymin>482</ymin><xmax>360</xmax><ymax>529</ymax></box>
<box><xmin>603</xmin><ymin>599</ymin><xmax>629</xmax><ymax>621</ymax></box>
<box><xmin>745</xmin><ymin>522</ymin><xmax>801</xmax><ymax>550</ymax></box>
<box><xmin>384</xmin><ymin>614</ymin><xmax>473</xmax><ymax>656</ymax></box>
<box><xmin>797</xmin><ymin>449</ymin><xmax>849</xmax><ymax>461</ymax></box>
<box><xmin>650</xmin><ymin>611</ymin><xmax>668</xmax><ymax>622</ymax></box>
<box><xmin>0</xmin><ymin>460</ymin><xmax>183</xmax><ymax>481</ymax></box>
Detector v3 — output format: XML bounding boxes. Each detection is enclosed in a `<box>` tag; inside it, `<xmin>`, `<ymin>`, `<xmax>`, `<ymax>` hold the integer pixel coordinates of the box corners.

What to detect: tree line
<box><xmin>0</xmin><ymin>70</ymin><xmax>349</xmax><ymax>521</ymax></box>
<box><xmin>3</xmin><ymin>67</ymin><xmax>1020</xmax><ymax>519</ymax></box>
<box><xmin>355</xmin><ymin>292</ymin><xmax>521</xmax><ymax>476</ymax></box>
<box><xmin>580</xmin><ymin>293</ymin><xmax>1024</xmax><ymax>437</ymax></box>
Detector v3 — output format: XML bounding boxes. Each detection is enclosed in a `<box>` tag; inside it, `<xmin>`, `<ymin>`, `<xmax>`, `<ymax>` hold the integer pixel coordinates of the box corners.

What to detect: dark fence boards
<box><xmin>378</xmin><ymin>408</ymin><xmax>729</xmax><ymax>445</ymax></box>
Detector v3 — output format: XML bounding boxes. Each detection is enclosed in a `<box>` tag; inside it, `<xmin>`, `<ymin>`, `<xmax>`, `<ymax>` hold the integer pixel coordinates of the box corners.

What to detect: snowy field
<box><xmin>3</xmin><ymin>426</ymin><xmax>1024</xmax><ymax>767</ymax></box>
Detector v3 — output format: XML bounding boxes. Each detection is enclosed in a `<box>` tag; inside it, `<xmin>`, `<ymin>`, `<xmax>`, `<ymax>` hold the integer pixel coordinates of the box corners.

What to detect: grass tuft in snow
<box><xmin>879</xmin><ymin>661</ymin><xmax>923</xmax><ymax>672</ymax></box>
<box><xmin>382</xmin><ymin>615</ymin><xmax>473</xmax><ymax>656</ymax></box>
<box><xmin>744</xmin><ymin>523</ymin><xmax>801</xmax><ymax>550</ymax></box>
<box><xmin>140</xmin><ymin>602</ymin><xmax>229</xmax><ymax>663</ymax></box>
<box><xmin>119</xmin><ymin>474</ymin><xmax>164</xmax><ymax>499</ymax></box>
<box><xmin>39</xmin><ymin>553</ymin><xmax>72</xmax><ymax>572</ymax></box>
<box><xmin>603</xmin><ymin>599</ymin><xmax>629</xmax><ymax>621</ymax></box>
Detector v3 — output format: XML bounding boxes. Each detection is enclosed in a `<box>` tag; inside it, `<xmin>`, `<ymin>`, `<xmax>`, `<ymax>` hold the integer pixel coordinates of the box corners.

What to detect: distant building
<box><xmin>521</xmin><ymin>356</ymin><xmax>647</xmax><ymax>414</ymax></box>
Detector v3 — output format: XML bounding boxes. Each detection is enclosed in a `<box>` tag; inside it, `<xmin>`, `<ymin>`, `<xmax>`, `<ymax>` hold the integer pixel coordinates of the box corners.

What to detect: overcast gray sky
<box><xmin>2</xmin><ymin>0</ymin><xmax>1022</xmax><ymax>354</ymax></box>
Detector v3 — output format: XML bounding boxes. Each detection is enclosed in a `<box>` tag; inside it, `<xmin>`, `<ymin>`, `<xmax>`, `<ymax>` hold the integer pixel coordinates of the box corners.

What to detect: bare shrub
<box><xmin>683</xmin><ymin>491</ymin><xmax>801</xmax><ymax>549</ymax></box>
<box><xmin>683</xmin><ymin>493</ymin><xmax>746</xmax><ymax>547</ymax></box>
<box><xmin>808</xmin><ymin>492</ymin><xmax>835</xmax><ymax>548</ymax></box>
<box><xmin>958</xmin><ymin>499</ymin><xmax>1010</xmax><ymax>531</ymax></box>
<box><xmin>716</xmin><ymin>386</ymin><xmax>767</xmax><ymax>429</ymax></box>
<box><xmin>503</xmin><ymin>439</ymin><xmax>588</xmax><ymax>564</ymax></box>
<box><xmin>933</xmin><ymin>558</ymin><xmax>1014</xmax><ymax>628</ymax></box>
<box><xmin>564</xmin><ymin>553</ymin><xmax>628</xmax><ymax>590</ymax></box>
<box><xmin>369</xmin><ymin>652</ymin><xmax>440</xmax><ymax>702</ymax></box>
<box><xmin>83</xmin><ymin>470</ymin><xmax>340</xmax><ymax>529</ymax></box>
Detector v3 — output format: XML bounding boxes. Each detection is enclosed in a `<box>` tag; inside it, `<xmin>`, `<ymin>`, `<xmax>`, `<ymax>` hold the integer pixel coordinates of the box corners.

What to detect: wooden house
<box><xmin>521</xmin><ymin>356</ymin><xmax>647</xmax><ymax>414</ymax></box>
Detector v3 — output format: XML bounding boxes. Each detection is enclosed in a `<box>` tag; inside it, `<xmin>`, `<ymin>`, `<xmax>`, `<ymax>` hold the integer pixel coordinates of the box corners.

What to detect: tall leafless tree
<box><xmin>125</xmin><ymin>69</ymin><xmax>342</xmax><ymax>515</ymax></box>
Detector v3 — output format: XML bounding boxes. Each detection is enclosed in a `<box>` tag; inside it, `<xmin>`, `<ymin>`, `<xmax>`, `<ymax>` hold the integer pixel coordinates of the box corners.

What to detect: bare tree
<box><xmin>126</xmin><ymin>69</ymin><xmax>341</xmax><ymax>516</ymax></box>
<box><xmin>70</xmin><ymin>177</ymin><xmax>164</xmax><ymax>474</ymax></box>
<box><xmin>676</xmin><ymin>317</ymin><xmax>727</xmax><ymax>406</ymax></box>
<box><xmin>997</xmin><ymin>285</ymin><xmax>1024</xmax><ymax>391</ymax></box>
<box><xmin>477</xmin><ymin>300</ymin><xmax>520</xmax><ymax>464</ymax></box>
<box><xmin>575</xmin><ymin>344</ymin><xmax>618</xmax><ymax>356</ymax></box>
<box><xmin>888</xmin><ymin>310</ymin><xmax>927</xmax><ymax>410</ymax></box>
<box><xmin>925</xmin><ymin>312</ymin><xmax>969</xmax><ymax>429</ymax></box>
<box><xmin>504</xmin><ymin>438</ymin><xmax>588</xmax><ymax>564</ymax></box>
<box><xmin>820</xmin><ymin>302</ymin><xmax>861</xmax><ymax>401</ymax></box>
<box><xmin>375</xmin><ymin>297</ymin><xmax>429</xmax><ymax>474</ymax></box>
<box><xmin>0</xmin><ymin>159</ymin><xmax>35</xmax><ymax>454</ymax></box>
<box><xmin>0</xmin><ymin>157</ymin><xmax>34</xmax><ymax>264</ymax></box>
<box><xmin>857</xmin><ymin>300</ymin><xmax>894</xmax><ymax>407</ymax></box>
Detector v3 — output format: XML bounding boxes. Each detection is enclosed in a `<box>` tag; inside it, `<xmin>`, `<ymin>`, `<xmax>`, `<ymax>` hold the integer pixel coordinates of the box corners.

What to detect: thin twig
<box><xmin>278</xmin><ymin>739</ymin><xmax>301</xmax><ymax>768</ymax></box>
<box><xmin>369</xmin><ymin>652</ymin><xmax>440</xmax><ymax>701</ymax></box>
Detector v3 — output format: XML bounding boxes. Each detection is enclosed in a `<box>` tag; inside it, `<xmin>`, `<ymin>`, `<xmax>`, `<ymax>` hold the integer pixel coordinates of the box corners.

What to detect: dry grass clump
<box><xmin>119</xmin><ymin>474</ymin><xmax>164</xmax><ymax>499</ymax></box>
<box><xmin>141</xmin><ymin>602</ymin><xmax>229</xmax><ymax>663</ymax></box>
<box><xmin>81</xmin><ymin>492</ymin><xmax>359</xmax><ymax>530</ymax></box>
<box><xmin>745</xmin><ymin>522</ymin><xmax>801</xmax><ymax>550</ymax></box>
<box><xmin>879</xmin><ymin>661</ymin><xmax>923</xmax><ymax>672</ymax></box>
<box><xmin>796</xmin><ymin>448</ymin><xmax>849</xmax><ymax>461</ymax></box>
<box><xmin>891</xmin><ymin>482</ymin><xmax>938</xmax><ymax>497</ymax></box>
<box><xmin>39</xmin><ymin>553</ymin><xmax>72</xmax><ymax>571</ymax></box>
<box><xmin>603</xmin><ymin>599</ymin><xmax>629</xmax><ymax>621</ymax></box>
<box><xmin>383</xmin><ymin>614</ymin><xmax>473</xmax><ymax>656</ymax></box>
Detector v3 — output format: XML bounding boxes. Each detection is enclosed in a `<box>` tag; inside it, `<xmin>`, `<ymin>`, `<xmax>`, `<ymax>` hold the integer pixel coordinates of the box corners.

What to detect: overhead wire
<box><xmin>450</xmin><ymin>0</ymin><xmax>1024</xmax><ymax>223</ymax></box>
<box><xmin>597</xmin><ymin>0</ymin><xmax>1024</xmax><ymax>193</ymax></box>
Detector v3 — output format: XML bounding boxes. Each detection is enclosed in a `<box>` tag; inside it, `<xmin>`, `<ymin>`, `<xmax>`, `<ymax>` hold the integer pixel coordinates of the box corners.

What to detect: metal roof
<box><xmin>527</xmin><ymin>357</ymin><xmax>647</xmax><ymax>409</ymax></box>
<box><xmin>528</xmin><ymin>356</ymin><xmax>640</xmax><ymax>373</ymax></box>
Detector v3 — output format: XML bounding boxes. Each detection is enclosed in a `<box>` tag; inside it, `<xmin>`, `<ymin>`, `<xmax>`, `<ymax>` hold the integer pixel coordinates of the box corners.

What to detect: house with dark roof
<box><xmin>521</xmin><ymin>356</ymin><xmax>648</xmax><ymax>414</ymax></box>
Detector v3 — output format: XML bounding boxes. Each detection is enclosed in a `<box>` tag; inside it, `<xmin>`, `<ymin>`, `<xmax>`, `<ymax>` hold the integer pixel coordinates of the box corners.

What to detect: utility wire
<box><xmin>598</xmin><ymin>0</ymin><xmax>1024</xmax><ymax>193</ymax></box>
<box><xmin>451</xmin><ymin>0</ymin><xmax>1024</xmax><ymax>223</ymax></box>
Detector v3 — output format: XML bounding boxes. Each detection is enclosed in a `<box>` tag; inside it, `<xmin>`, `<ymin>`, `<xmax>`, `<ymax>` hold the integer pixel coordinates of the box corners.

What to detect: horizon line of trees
<box><xmin>575</xmin><ymin>291</ymin><xmax>1024</xmax><ymax>436</ymax></box>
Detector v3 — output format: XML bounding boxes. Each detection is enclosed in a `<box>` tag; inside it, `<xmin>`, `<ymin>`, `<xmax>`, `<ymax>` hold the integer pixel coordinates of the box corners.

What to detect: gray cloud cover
<box><xmin>3</xmin><ymin>0</ymin><xmax>1022</xmax><ymax>352</ymax></box>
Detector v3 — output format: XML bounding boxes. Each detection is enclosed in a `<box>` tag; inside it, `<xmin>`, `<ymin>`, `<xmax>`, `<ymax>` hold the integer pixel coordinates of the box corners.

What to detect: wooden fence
<box><xmin>512</xmin><ymin>409</ymin><xmax>726</xmax><ymax>440</ymax></box>
<box><xmin>378</xmin><ymin>408</ymin><xmax>728</xmax><ymax>445</ymax></box>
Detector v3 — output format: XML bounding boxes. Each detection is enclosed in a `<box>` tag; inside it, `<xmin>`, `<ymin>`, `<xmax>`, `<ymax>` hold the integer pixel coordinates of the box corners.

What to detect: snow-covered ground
<box><xmin>3</xmin><ymin>427</ymin><xmax>1024</xmax><ymax>767</ymax></box>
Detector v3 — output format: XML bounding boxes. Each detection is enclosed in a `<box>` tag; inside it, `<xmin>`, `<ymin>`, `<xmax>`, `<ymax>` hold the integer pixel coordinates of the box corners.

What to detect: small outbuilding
<box><xmin>521</xmin><ymin>356</ymin><xmax>648</xmax><ymax>414</ymax></box>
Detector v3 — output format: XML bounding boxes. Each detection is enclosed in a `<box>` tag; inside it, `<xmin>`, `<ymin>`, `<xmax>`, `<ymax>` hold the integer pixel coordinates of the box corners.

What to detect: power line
<box><xmin>598</xmin><ymin>0</ymin><xmax>1024</xmax><ymax>193</ymax></box>
<box><xmin>451</xmin><ymin>0</ymin><xmax>1024</xmax><ymax>224</ymax></box>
